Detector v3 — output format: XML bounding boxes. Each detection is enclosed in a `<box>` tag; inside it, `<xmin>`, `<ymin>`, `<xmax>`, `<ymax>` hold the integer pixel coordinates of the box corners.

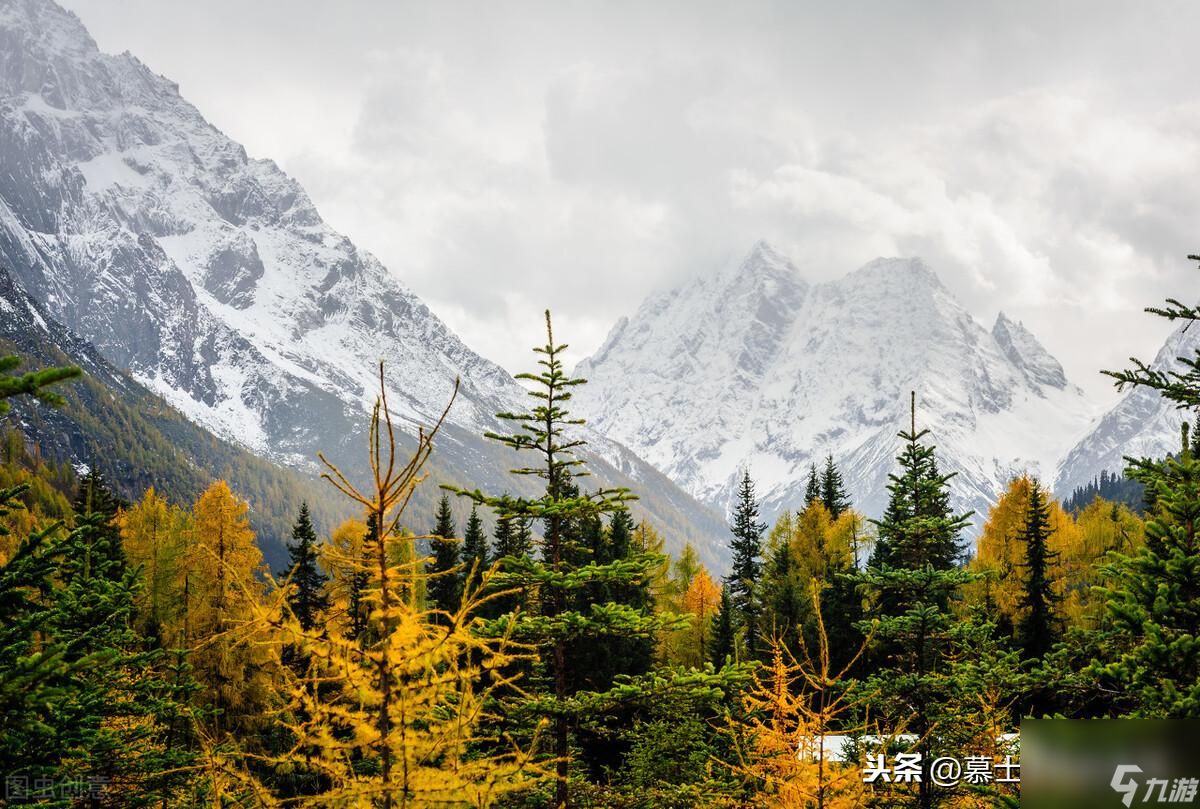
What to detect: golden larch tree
<box><xmin>183</xmin><ymin>479</ymin><xmax>274</xmax><ymax>737</ymax></box>
<box><xmin>208</xmin><ymin>365</ymin><xmax>541</xmax><ymax>808</ymax></box>
<box><xmin>728</xmin><ymin>583</ymin><xmax>871</xmax><ymax>809</ymax></box>
<box><xmin>968</xmin><ymin>476</ymin><xmax>1077</xmax><ymax>637</ymax></box>
<box><xmin>678</xmin><ymin>566</ymin><xmax>721</xmax><ymax>668</ymax></box>
<box><xmin>118</xmin><ymin>486</ymin><xmax>192</xmax><ymax>642</ymax></box>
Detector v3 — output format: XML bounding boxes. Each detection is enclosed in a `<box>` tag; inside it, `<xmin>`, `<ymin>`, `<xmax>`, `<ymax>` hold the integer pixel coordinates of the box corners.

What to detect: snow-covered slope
<box><xmin>0</xmin><ymin>0</ymin><xmax>729</xmax><ymax>568</ymax></box>
<box><xmin>1056</xmin><ymin>318</ymin><xmax>1199</xmax><ymax>498</ymax></box>
<box><xmin>575</xmin><ymin>242</ymin><xmax>1101</xmax><ymax>533</ymax></box>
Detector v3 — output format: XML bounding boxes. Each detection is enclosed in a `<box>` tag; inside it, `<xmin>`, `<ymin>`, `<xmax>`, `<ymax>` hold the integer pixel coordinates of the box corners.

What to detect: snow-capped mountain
<box><xmin>0</xmin><ymin>0</ymin><xmax>729</xmax><ymax>568</ymax></box>
<box><xmin>1056</xmin><ymin>317</ymin><xmax>1199</xmax><ymax>498</ymax></box>
<box><xmin>574</xmin><ymin>242</ymin><xmax>1101</xmax><ymax>533</ymax></box>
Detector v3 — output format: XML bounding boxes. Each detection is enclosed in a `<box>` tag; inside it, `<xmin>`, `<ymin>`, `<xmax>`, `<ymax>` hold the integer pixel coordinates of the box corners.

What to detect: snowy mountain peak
<box><xmin>739</xmin><ymin>239</ymin><xmax>796</xmax><ymax>275</ymax></box>
<box><xmin>574</xmin><ymin>245</ymin><xmax>1098</xmax><ymax>535</ymax></box>
<box><xmin>992</xmin><ymin>311</ymin><xmax>1068</xmax><ymax>390</ymax></box>
<box><xmin>845</xmin><ymin>256</ymin><xmax>945</xmax><ymax>293</ymax></box>
<box><xmin>710</xmin><ymin>239</ymin><xmax>805</xmax><ymax>298</ymax></box>
<box><xmin>0</xmin><ymin>0</ymin><xmax>96</xmax><ymax>59</ymax></box>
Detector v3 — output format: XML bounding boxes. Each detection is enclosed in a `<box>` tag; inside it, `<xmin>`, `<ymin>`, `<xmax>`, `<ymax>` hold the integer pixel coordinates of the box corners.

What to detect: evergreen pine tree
<box><xmin>72</xmin><ymin>466</ymin><xmax>128</xmax><ymax>577</ymax></box>
<box><xmin>819</xmin><ymin>454</ymin><xmax>851</xmax><ymax>519</ymax></box>
<box><xmin>1094</xmin><ymin>258</ymin><xmax>1200</xmax><ymax>715</ymax></box>
<box><xmin>282</xmin><ymin>502</ymin><xmax>330</xmax><ymax>632</ymax></box>
<box><xmin>0</xmin><ymin>356</ymin><xmax>194</xmax><ymax>799</ymax></box>
<box><xmin>447</xmin><ymin>312</ymin><xmax>704</xmax><ymax>807</ymax></box>
<box><xmin>857</xmin><ymin>393</ymin><xmax>973</xmax><ymax>809</ymax></box>
<box><xmin>763</xmin><ymin>535</ymin><xmax>803</xmax><ymax>654</ymax></box>
<box><xmin>489</xmin><ymin>512</ymin><xmax>532</xmax><ymax>616</ymax></box>
<box><xmin>43</xmin><ymin>514</ymin><xmax>197</xmax><ymax>802</ymax></box>
<box><xmin>727</xmin><ymin>469</ymin><xmax>766</xmax><ymax>659</ymax></box>
<box><xmin>710</xmin><ymin>585</ymin><xmax>736</xmax><ymax>666</ymax></box>
<box><xmin>803</xmin><ymin>463</ymin><xmax>820</xmax><ymax>507</ymax></box>
<box><xmin>460</xmin><ymin>503</ymin><xmax>488</xmax><ymax>593</ymax></box>
<box><xmin>868</xmin><ymin>396</ymin><xmax>964</xmax><ymax>580</ymax></box>
<box><xmin>426</xmin><ymin>494</ymin><xmax>461</xmax><ymax>619</ymax></box>
<box><xmin>1092</xmin><ymin>423</ymin><xmax>1200</xmax><ymax>716</ymax></box>
<box><xmin>1017</xmin><ymin>480</ymin><xmax>1061</xmax><ymax>663</ymax></box>
<box><xmin>493</xmin><ymin>511</ymin><xmax>533</xmax><ymax>560</ymax></box>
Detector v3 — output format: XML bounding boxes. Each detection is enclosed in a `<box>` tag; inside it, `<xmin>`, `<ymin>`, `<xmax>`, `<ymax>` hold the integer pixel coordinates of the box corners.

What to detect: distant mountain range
<box><xmin>572</xmin><ymin>241</ymin><xmax>1160</xmax><ymax>531</ymax></box>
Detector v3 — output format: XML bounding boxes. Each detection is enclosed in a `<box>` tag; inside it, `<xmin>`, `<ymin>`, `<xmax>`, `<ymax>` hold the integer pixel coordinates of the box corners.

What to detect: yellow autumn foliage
<box><xmin>968</xmin><ymin>477</ymin><xmax>1145</xmax><ymax>634</ymax></box>
<box><xmin>204</xmin><ymin>366</ymin><xmax>542</xmax><ymax>808</ymax></box>
<box><xmin>728</xmin><ymin>583</ymin><xmax>870</xmax><ymax>809</ymax></box>
<box><xmin>118</xmin><ymin>486</ymin><xmax>192</xmax><ymax>641</ymax></box>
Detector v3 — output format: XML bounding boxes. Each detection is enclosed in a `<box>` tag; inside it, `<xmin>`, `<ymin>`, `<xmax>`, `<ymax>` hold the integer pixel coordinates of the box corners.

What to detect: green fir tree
<box><xmin>426</xmin><ymin>494</ymin><xmax>461</xmax><ymax>619</ymax></box>
<box><xmin>282</xmin><ymin>502</ymin><xmax>330</xmax><ymax>632</ymax></box>
<box><xmin>820</xmin><ymin>454</ymin><xmax>851</xmax><ymax>519</ymax></box>
<box><xmin>1092</xmin><ymin>254</ymin><xmax>1200</xmax><ymax>716</ymax></box>
<box><xmin>857</xmin><ymin>393</ymin><xmax>973</xmax><ymax>809</ymax></box>
<box><xmin>1017</xmin><ymin>480</ymin><xmax>1061</xmax><ymax>663</ymax></box>
<box><xmin>727</xmin><ymin>469</ymin><xmax>766</xmax><ymax>659</ymax></box>
<box><xmin>447</xmin><ymin>311</ymin><xmax>683</xmax><ymax>807</ymax></box>
<box><xmin>709</xmin><ymin>585</ymin><xmax>736</xmax><ymax>667</ymax></box>
<box><xmin>460</xmin><ymin>503</ymin><xmax>488</xmax><ymax>594</ymax></box>
<box><xmin>803</xmin><ymin>463</ymin><xmax>820</xmax><ymax>507</ymax></box>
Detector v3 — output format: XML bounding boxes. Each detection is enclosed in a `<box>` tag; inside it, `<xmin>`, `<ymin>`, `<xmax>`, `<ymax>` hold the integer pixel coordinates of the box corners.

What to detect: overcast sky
<box><xmin>60</xmin><ymin>0</ymin><xmax>1200</xmax><ymax>401</ymax></box>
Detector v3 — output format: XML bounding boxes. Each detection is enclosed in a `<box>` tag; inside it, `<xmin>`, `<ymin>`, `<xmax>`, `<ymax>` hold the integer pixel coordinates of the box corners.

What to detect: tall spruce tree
<box><xmin>43</xmin><ymin>514</ymin><xmax>197</xmax><ymax>801</ymax></box>
<box><xmin>447</xmin><ymin>311</ymin><xmax>676</xmax><ymax>807</ymax></box>
<box><xmin>72</xmin><ymin>466</ymin><xmax>128</xmax><ymax>577</ymax></box>
<box><xmin>819</xmin><ymin>454</ymin><xmax>850</xmax><ymax>519</ymax></box>
<box><xmin>763</xmin><ymin>534</ymin><xmax>803</xmax><ymax>654</ymax></box>
<box><xmin>460</xmin><ymin>503</ymin><xmax>488</xmax><ymax>593</ymax></box>
<box><xmin>426</xmin><ymin>494</ymin><xmax>461</xmax><ymax>618</ymax></box>
<box><xmin>0</xmin><ymin>357</ymin><xmax>194</xmax><ymax>799</ymax></box>
<box><xmin>1017</xmin><ymin>480</ymin><xmax>1060</xmax><ymax>662</ymax></box>
<box><xmin>0</xmin><ymin>355</ymin><xmax>86</xmax><ymax>774</ymax></box>
<box><xmin>489</xmin><ymin>512</ymin><xmax>532</xmax><ymax>616</ymax></box>
<box><xmin>493</xmin><ymin>512</ymin><xmax>531</xmax><ymax>560</ymax></box>
<box><xmin>728</xmin><ymin>469</ymin><xmax>767</xmax><ymax>659</ymax></box>
<box><xmin>710</xmin><ymin>585</ymin><xmax>736</xmax><ymax>666</ymax></box>
<box><xmin>803</xmin><ymin>463</ymin><xmax>820</xmax><ymax>507</ymax></box>
<box><xmin>1093</xmin><ymin>423</ymin><xmax>1200</xmax><ymax>716</ymax></box>
<box><xmin>282</xmin><ymin>502</ymin><xmax>330</xmax><ymax>632</ymax></box>
<box><xmin>857</xmin><ymin>393</ymin><xmax>973</xmax><ymax>809</ymax></box>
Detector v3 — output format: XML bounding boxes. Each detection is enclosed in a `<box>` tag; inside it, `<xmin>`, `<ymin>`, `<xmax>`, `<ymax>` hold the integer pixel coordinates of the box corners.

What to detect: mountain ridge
<box><xmin>1056</xmin><ymin>314</ymin><xmax>1199</xmax><ymax>499</ymax></box>
<box><xmin>575</xmin><ymin>242</ymin><xmax>1101</xmax><ymax>533</ymax></box>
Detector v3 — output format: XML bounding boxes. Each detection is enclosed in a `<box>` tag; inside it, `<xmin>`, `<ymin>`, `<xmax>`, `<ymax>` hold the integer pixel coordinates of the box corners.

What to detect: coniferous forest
<box><xmin>4</xmin><ymin>256</ymin><xmax>1200</xmax><ymax>808</ymax></box>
